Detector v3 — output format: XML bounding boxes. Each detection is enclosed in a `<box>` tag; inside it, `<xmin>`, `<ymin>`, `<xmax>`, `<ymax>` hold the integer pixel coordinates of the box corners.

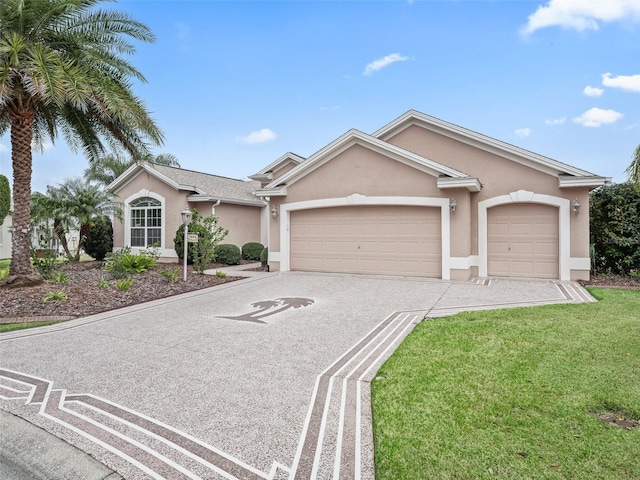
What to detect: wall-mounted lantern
<box><xmin>449</xmin><ymin>198</ymin><xmax>457</xmax><ymax>214</ymax></box>
<box><xmin>571</xmin><ymin>199</ymin><xmax>581</xmax><ymax>216</ymax></box>
<box><xmin>271</xmin><ymin>205</ymin><xmax>279</xmax><ymax>218</ymax></box>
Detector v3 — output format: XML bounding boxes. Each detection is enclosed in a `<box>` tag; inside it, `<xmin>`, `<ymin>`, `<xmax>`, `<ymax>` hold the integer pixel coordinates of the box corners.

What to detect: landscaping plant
<box><xmin>105</xmin><ymin>247</ymin><xmax>157</xmax><ymax>279</ymax></box>
<box><xmin>242</xmin><ymin>242</ymin><xmax>264</xmax><ymax>261</ymax></box>
<box><xmin>174</xmin><ymin>209</ymin><xmax>228</xmax><ymax>270</ymax></box>
<box><xmin>43</xmin><ymin>290</ymin><xmax>67</xmax><ymax>302</ymax></box>
<box><xmin>590</xmin><ymin>182</ymin><xmax>640</xmax><ymax>275</ymax></box>
<box><xmin>84</xmin><ymin>215</ymin><xmax>114</xmax><ymax>261</ymax></box>
<box><xmin>214</xmin><ymin>244</ymin><xmax>241</xmax><ymax>265</ymax></box>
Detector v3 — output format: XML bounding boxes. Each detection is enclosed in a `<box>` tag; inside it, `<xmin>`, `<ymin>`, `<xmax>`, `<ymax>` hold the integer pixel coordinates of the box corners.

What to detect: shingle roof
<box><xmin>151</xmin><ymin>164</ymin><xmax>264</xmax><ymax>206</ymax></box>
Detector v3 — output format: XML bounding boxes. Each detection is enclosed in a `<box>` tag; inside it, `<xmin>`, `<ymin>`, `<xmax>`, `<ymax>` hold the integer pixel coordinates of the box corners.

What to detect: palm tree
<box><xmin>84</xmin><ymin>151</ymin><xmax>180</xmax><ymax>188</ymax></box>
<box><xmin>31</xmin><ymin>177</ymin><xmax>118</xmax><ymax>261</ymax></box>
<box><xmin>0</xmin><ymin>0</ymin><xmax>163</xmax><ymax>279</ymax></box>
<box><xmin>628</xmin><ymin>145</ymin><xmax>640</xmax><ymax>187</ymax></box>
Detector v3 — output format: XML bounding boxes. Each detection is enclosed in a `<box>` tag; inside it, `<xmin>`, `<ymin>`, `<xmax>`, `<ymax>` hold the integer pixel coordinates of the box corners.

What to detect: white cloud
<box><xmin>521</xmin><ymin>0</ymin><xmax>640</xmax><ymax>35</ymax></box>
<box><xmin>583</xmin><ymin>86</ymin><xmax>604</xmax><ymax>97</ymax></box>
<box><xmin>602</xmin><ymin>72</ymin><xmax>640</xmax><ymax>92</ymax></box>
<box><xmin>363</xmin><ymin>53</ymin><xmax>409</xmax><ymax>76</ymax></box>
<box><xmin>236</xmin><ymin>128</ymin><xmax>277</xmax><ymax>145</ymax></box>
<box><xmin>515</xmin><ymin>128</ymin><xmax>532</xmax><ymax>138</ymax></box>
<box><xmin>573</xmin><ymin>108</ymin><xmax>623</xmax><ymax>127</ymax></box>
<box><xmin>545</xmin><ymin>117</ymin><xmax>566</xmax><ymax>126</ymax></box>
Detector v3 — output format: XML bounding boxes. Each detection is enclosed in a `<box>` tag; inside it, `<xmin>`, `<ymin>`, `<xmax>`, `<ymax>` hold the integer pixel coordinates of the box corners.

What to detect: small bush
<box><xmin>30</xmin><ymin>246</ymin><xmax>60</xmax><ymax>280</ymax></box>
<box><xmin>214</xmin><ymin>244</ymin><xmax>241</xmax><ymax>265</ymax></box>
<box><xmin>161</xmin><ymin>267</ymin><xmax>180</xmax><ymax>283</ymax></box>
<box><xmin>98</xmin><ymin>276</ymin><xmax>112</xmax><ymax>287</ymax></box>
<box><xmin>215</xmin><ymin>270</ymin><xmax>226</xmax><ymax>278</ymax></box>
<box><xmin>105</xmin><ymin>247</ymin><xmax>157</xmax><ymax>279</ymax></box>
<box><xmin>84</xmin><ymin>215</ymin><xmax>113</xmax><ymax>261</ymax></box>
<box><xmin>242</xmin><ymin>242</ymin><xmax>264</xmax><ymax>261</ymax></box>
<box><xmin>50</xmin><ymin>272</ymin><xmax>69</xmax><ymax>284</ymax></box>
<box><xmin>43</xmin><ymin>290</ymin><xmax>67</xmax><ymax>302</ymax></box>
<box><xmin>174</xmin><ymin>209</ymin><xmax>228</xmax><ymax>266</ymax></box>
<box><xmin>0</xmin><ymin>266</ymin><xmax>9</xmax><ymax>279</ymax></box>
<box><xmin>260</xmin><ymin>247</ymin><xmax>268</xmax><ymax>267</ymax></box>
<box><xmin>116</xmin><ymin>277</ymin><xmax>135</xmax><ymax>291</ymax></box>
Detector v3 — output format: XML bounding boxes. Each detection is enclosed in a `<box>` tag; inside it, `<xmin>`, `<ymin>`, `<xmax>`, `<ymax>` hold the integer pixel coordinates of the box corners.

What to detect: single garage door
<box><xmin>290</xmin><ymin>205</ymin><xmax>441</xmax><ymax>277</ymax></box>
<box><xmin>488</xmin><ymin>203</ymin><xmax>559</xmax><ymax>279</ymax></box>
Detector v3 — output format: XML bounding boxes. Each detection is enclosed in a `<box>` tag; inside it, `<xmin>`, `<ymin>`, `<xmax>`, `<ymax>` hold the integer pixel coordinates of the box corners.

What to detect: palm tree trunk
<box><xmin>9</xmin><ymin>110</ymin><xmax>36</xmax><ymax>277</ymax></box>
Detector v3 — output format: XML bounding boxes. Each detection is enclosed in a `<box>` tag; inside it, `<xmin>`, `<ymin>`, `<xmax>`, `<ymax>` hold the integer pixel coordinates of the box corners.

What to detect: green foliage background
<box><xmin>590</xmin><ymin>182</ymin><xmax>640</xmax><ymax>275</ymax></box>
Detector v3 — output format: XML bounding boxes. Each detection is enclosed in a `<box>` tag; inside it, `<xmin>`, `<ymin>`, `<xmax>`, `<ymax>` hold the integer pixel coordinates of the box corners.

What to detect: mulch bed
<box><xmin>0</xmin><ymin>261</ymin><xmax>244</xmax><ymax>323</ymax></box>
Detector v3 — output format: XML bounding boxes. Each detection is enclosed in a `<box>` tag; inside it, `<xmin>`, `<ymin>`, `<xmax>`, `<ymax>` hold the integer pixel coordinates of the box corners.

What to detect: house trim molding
<box><xmin>123</xmin><ymin>189</ymin><xmax>176</xmax><ymax>258</ymax></box>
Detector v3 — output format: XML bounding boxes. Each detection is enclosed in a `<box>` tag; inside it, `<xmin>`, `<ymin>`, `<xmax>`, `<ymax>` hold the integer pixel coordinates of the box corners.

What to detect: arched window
<box><xmin>130</xmin><ymin>197</ymin><xmax>161</xmax><ymax>247</ymax></box>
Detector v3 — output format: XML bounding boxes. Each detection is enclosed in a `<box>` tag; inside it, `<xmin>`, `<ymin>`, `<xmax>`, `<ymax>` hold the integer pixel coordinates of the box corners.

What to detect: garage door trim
<box><xmin>279</xmin><ymin>194</ymin><xmax>451</xmax><ymax>279</ymax></box>
<box><xmin>478</xmin><ymin>190</ymin><xmax>570</xmax><ymax>280</ymax></box>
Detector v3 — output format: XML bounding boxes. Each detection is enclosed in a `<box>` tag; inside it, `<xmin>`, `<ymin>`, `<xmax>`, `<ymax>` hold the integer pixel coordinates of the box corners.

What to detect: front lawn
<box><xmin>372</xmin><ymin>288</ymin><xmax>640</xmax><ymax>480</ymax></box>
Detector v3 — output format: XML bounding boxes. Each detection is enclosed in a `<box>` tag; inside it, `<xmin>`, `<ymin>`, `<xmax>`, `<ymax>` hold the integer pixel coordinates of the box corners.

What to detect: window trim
<box><xmin>124</xmin><ymin>190</ymin><xmax>166</xmax><ymax>251</ymax></box>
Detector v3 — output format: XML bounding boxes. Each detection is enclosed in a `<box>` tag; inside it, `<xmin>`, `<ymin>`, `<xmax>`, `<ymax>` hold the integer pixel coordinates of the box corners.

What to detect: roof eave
<box><xmin>558</xmin><ymin>176</ymin><xmax>611</xmax><ymax>188</ymax></box>
<box><xmin>437</xmin><ymin>177</ymin><xmax>482</xmax><ymax>192</ymax></box>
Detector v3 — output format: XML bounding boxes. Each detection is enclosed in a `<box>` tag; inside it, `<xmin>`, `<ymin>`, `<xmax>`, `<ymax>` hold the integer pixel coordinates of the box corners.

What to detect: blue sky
<box><xmin>1</xmin><ymin>0</ymin><xmax>639</xmax><ymax>193</ymax></box>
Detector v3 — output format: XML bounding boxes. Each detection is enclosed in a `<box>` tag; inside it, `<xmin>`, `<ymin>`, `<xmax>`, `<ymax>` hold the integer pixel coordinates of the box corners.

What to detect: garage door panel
<box><xmin>290</xmin><ymin>205</ymin><xmax>441</xmax><ymax>277</ymax></box>
<box><xmin>488</xmin><ymin>203</ymin><xmax>559</xmax><ymax>279</ymax></box>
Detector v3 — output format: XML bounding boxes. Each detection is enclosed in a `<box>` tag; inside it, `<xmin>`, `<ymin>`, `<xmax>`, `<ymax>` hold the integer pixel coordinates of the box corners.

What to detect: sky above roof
<box><xmin>1</xmin><ymin>0</ymin><xmax>639</xmax><ymax>193</ymax></box>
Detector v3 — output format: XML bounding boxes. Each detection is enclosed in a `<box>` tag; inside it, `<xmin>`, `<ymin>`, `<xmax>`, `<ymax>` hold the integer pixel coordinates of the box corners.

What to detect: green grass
<box><xmin>0</xmin><ymin>258</ymin><xmax>9</xmax><ymax>269</ymax></box>
<box><xmin>0</xmin><ymin>321</ymin><xmax>61</xmax><ymax>333</ymax></box>
<box><xmin>372</xmin><ymin>288</ymin><xmax>640</xmax><ymax>480</ymax></box>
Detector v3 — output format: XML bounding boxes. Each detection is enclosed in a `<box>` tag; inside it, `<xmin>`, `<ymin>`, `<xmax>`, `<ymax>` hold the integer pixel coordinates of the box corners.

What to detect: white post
<box><xmin>183</xmin><ymin>224</ymin><xmax>188</xmax><ymax>282</ymax></box>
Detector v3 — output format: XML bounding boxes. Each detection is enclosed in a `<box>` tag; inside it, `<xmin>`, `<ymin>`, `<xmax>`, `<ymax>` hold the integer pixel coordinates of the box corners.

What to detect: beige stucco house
<box><xmin>110</xmin><ymin>110</ymin><xmax>608</xmax><ymax>280</ymax></box>
<box><xmin>256</xmin><ymin>110</ymin><xmax>608</xmax><ymax>281</ymax></box>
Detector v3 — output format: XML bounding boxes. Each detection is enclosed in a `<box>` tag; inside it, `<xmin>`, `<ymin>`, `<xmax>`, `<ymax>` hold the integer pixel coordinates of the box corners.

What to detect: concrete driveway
<box><xmin>0</xmin><ymin>272</ymin><xmax>595</xmax><ymax>480</ymax></box>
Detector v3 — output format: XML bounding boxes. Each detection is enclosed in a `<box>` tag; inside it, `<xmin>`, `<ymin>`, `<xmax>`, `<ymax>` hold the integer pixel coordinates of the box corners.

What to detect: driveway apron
<box><xmin>0</xmin><ymin>272</ymin><xmax>595</xmax><ymax>479</ymax></box>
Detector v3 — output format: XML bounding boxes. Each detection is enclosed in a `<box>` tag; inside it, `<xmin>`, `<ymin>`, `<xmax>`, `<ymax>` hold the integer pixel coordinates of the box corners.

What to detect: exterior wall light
<box><xmin>271</xmin><ymin>205</ymin><xmax>279</xmax><ymax>218</ymax></box>
<box><xmin>571</xmin><ymin>199</ymin><xmax>581</xmax><ymax>215</ymax></box>
<box><xmin>181</xmin><ymin>207</ymin><xmax>192</xmax><ymax>281</ymax></box>
<box><xmin>449</xmin><ymin>198</ymin><xmax>457</xmax><ymax>214</ymax></box>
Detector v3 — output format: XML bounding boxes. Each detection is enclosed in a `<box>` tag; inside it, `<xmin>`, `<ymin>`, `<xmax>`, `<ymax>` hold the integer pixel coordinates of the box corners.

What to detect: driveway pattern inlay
<box><xmin>0</xmin><ymin>273</ymin><xmax>596</xmax><ymax>479</ymax></box>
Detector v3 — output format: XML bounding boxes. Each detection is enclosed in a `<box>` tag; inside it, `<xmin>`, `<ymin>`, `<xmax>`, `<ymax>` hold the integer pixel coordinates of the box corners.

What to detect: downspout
<box><xmin>211</xmin><ymin>199</ymin><xmax>221</xmax><ymax>216</ymax></box>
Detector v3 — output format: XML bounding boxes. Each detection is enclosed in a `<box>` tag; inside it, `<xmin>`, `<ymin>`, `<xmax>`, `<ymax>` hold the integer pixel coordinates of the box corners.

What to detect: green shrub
<box><xmin>215</xmin><ymin>270</ymin><xmax>226</xmax><ymax>278</ymax></box>
<box><xmin>260</xmin><ymin>247</ymin><xmax>268</xmax><ymax>267</ymax></box>
<box><xmin>30</xmin><ymin>239</ymin><xmax>60</xmax><ymax>280</ymax></box>
<box><xmin>161</xmin><ymin>267</ymin><xmax>180</xmax><ymax>283</ymax></box>
<box><xmin>43</xmin><ymin>290</ymin><xmax>67</xmax><ymax>302</ymax></box>
<box><xmin>590</xmin><ymin>182</ymin><xmax>640</xmax><ymax>275</ymax></box>
<box><xmin>105</xmin><ymin>246</ymin><xmax>157</xmax><ymax>279</ymax></box>
<box><xmin>116</xmin><ymin>277</ymin><xmax>134</xmax><ymax>291</ymax></box>
<box><xmin>242</xmin><ymin>242</ymin><xmax>264</xmax><ymax>261</ymax></box>
<box><xmin>0</xmin><ymin>174</ymin><xmax>9</xmax><ymax>224</ymax></box>
<box><xmin>50</xmin><ymin>272</ymin><xmax>69</xmax><ymax>284</ymax></box>
<box><xmin>174</xmin><ymin>209</ymin><xmax>228</xmax><ymax>269</ymax></box>
<box><xmin>214</xmin><ymin>244</ymin><xmax>241</xmax><ymax>265</ymax></box>
<box><xmin>84</xmin><ymin>215</ymin><xmax>114</xmax><ymax>261</ymax></box>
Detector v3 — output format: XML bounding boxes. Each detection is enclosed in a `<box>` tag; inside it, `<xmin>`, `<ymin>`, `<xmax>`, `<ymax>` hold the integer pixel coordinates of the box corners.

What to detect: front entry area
<box><xmin>289</xmin><ymin>205</ymin><xmax>442</xmax><ymax>277</ymax></box>
<box><xmin>487</xmin><ymin>203</ymin><xmax>559</xmax><ymax>279</ymax></box>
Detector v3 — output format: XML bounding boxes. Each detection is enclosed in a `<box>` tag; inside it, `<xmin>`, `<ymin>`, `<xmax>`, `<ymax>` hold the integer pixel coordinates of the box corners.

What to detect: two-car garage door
<box><xmin>290</xmin><ymin>206</ymin><xmax>441</xmax><ymax>277</ymax></box>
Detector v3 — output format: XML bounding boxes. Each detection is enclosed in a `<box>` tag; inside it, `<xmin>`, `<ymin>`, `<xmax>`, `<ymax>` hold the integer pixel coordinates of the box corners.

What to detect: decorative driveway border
<box><xmin>0</xmin><ymin>273</ymin><xmax>596</xmax><ymax>479</ymax></box>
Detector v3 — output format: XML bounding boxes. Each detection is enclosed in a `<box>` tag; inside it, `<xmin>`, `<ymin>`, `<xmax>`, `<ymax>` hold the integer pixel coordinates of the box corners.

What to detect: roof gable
<box><xmin>373</xmin><ymin>110</ymin><xmax>608</xmax><ymax>184</ymax></box>
<box><xmin>258</xmin><ymin>129</ymin><xmax>480</xmax><ymax>195</ymax></box>
<box><xmin>250</xmin><ymin>152</ymin><xmax>305</xmax><ymax>180</ymax></box>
